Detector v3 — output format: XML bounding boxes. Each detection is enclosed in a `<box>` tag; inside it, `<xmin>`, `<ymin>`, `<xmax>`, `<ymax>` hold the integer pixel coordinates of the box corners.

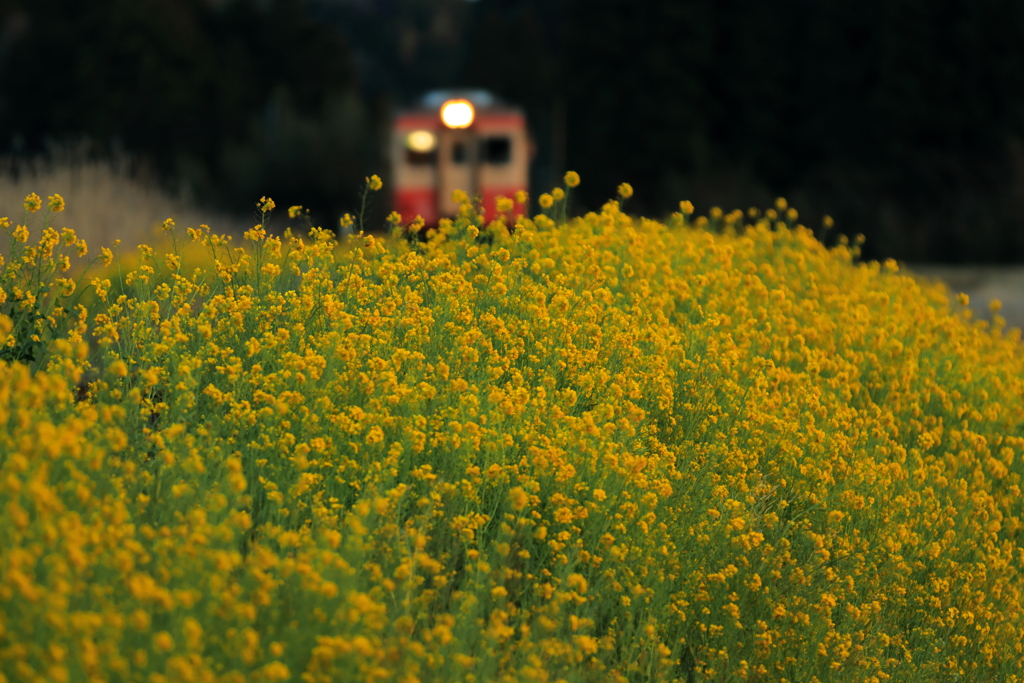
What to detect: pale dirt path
<box><xmin>905</xmin><ymin>265</ymin><xmax>1024</xmax><ymax>332</ymax></box>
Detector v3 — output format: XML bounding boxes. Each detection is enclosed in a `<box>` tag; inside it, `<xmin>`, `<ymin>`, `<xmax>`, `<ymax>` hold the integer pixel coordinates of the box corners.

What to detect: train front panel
<box><xmin>391</xmin><ymin>94</ymin><xmax>528</xmax><ymax>227</ymax></box>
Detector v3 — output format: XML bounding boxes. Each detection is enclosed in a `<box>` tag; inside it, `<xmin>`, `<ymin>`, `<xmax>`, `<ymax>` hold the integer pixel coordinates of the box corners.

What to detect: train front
<box><xmin>391</xmin><ymin>90</ymin><xmax>529</xmax><ymax>226</ymax></box>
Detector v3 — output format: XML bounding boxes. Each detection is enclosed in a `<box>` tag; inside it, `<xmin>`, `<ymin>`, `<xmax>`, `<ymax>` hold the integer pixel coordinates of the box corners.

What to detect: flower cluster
<box><xmin>2</xmin><ymin>187</ymin><xmax>1024</xmax><ymax>682</ymax></box>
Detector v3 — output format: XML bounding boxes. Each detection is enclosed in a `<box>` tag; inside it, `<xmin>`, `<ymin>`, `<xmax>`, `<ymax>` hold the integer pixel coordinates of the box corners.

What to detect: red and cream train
<box><xmin>391</xmin><ymin>90</ymin><xmax>529</xmax><ymax>225</ymax></box>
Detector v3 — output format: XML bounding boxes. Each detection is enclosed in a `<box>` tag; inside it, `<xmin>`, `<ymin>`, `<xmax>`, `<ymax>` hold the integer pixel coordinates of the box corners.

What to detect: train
<box><xmin>391</xmin><ymin>90</ymin><xmax>529</xmax><ymax>226</ymax></box>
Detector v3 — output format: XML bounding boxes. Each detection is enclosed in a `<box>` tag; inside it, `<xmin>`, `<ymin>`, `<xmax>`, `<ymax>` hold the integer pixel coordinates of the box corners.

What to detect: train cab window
<box><xmin>481</xmin><ymin>136</ymin><xmax>511</xmax><ymax>164</ymax></box>
<box><xmin>452</xmin><ymin>141</ymin><xmax>467</xmax><ymax>163</ymax></box>
<box><xmin>406</xmin><ymin>149</ymin><xmax>436</xmax><ymax>165</ymax></box>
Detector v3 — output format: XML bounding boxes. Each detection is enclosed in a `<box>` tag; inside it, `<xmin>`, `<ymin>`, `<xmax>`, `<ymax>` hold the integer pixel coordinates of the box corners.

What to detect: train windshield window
<box><xmin>452</xmin><ymin>142</ymin><xmax>467</xmax><ymax>163</ymax></box>
<box><xmin>481</xmin><ymin>136</ymin><xmax>511</xmax><ymax>164</ymax></box>
<box><xmin>406</xmin><ymin>149</ymin><xmax>436</xmax><ymax>165</ymax></box>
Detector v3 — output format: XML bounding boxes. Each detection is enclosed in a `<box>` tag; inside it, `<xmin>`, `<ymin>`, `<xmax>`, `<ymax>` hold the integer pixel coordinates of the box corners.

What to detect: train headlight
<box><xmin>406</xmin><ymin>130</ymin><xmax>438</xmax><ymax>153</ymax></box>
<box><xmin>440</xmin><ymin>99</ymin><xmax>475</xmax><ymax>129</ymax></box>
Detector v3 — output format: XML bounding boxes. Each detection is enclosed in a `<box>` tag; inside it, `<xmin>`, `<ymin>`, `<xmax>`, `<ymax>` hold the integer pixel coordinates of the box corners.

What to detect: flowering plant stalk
<box><xmin>0</xmin><ymin>193</ymin><xmax>96</xmax><ymax>370</ymax></box>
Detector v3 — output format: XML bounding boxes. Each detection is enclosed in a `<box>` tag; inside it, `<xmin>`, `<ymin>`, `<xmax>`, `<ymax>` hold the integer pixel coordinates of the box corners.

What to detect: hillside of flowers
<box><xmin>2</xmin><ymin>182</ymin><xmax>1024</xmax><ymax>683</ymax></box>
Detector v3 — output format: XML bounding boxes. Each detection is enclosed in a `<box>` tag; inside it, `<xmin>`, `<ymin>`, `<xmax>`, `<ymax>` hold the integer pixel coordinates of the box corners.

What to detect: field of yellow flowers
<box><xmin>2</xmin><ymin>181</ymin><xmax>1024</xmax><ymax>683</ymax></box>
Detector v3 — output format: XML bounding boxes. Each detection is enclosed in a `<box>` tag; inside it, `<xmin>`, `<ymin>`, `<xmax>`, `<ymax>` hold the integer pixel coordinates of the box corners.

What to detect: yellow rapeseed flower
<box><xmin>495</xmin><ymin>196</ymin><xmax>515</xmax><ymax>213</ymax></box>
<box><xmin>538</xmin><ymin>193</ymin><xmax>554</xmax><ymax>209</ymax></box>
<box><xmin>566</xmin><ymin>573</ymin><xmax>588</xmax><ymax>594</ymax></box>
<box><xmin>154</xmin><ymin>632</ymin><xmax>174</xmax><ymax>652</ymax></box>
<box><xmin>24</xmin><ymin>192</ymin><xmax>42</xmax><ymax>212</ymax></box>
<box><xmin>130</xmin><ymin>609</ymin><xmax>150</xmax><ymax>630</ymax></box>
<box><xmin>47</xmin><ymin>194</ymin><xmax>65</xmax><ymax>213</ymax></box>
<box><xmin>680</xmin><ymin>201</ymin><xmax>694</xmax><ymax>215</ymax></box>
<box><xmin>617</xmin><ymin>182</ymin><xmax>633</xmax><ymax>199</ymax></box>
<box><xmin>261</xmin><ymin>662</ymin><xmax>291</xmax><ymax>681</ymax></box>
<box><xmin>367</xmin><ymin>174</ymin><xmax>383</xmax><ymax>191</ymax></box>
<box><xmin>564</xmin><ymin>170</ymin><xmax>581</xmax><ymax>187</ymax></box>
<box><xmin>508</xmin><ymin>486</ymin><xmax>529</xmax><ymax>511</ymax></box>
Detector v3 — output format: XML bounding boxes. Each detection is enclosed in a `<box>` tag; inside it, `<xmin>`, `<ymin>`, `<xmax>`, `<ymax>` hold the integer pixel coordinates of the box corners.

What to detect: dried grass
<box><xmin>0</xmin><ymin>151</ymin><xmax>248</xmax><ymax>252</ymax></box>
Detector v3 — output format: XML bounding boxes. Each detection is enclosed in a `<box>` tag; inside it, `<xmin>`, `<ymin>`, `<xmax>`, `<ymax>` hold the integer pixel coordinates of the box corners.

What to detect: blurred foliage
<box><xmin>4</xmin><ymin>0</ymin><xmax>1024</xmax><ymax>262</ymax></box>
<box><xmin>0</xmin><ymin>0</ymin><xmax>379</xmax><ymax>228</ymax></box>
<box><xmin>453</xmin><ymin>0</ymin><xmax>1024</xmax><ymax>263</ymax></box>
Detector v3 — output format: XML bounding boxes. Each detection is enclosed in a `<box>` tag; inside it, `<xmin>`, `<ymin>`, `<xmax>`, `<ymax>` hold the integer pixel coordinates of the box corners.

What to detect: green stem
<box><xmin>358</xmin><ymin>183</ymin><xmax>371</xmax><ymax>234</ymax></box>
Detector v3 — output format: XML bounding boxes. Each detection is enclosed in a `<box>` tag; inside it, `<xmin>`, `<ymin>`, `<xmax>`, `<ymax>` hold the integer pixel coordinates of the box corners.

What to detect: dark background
<box><xmin>3</xmin><ymin>0</ymin><xmax>1024</xmax><ymax>262</ymax></box>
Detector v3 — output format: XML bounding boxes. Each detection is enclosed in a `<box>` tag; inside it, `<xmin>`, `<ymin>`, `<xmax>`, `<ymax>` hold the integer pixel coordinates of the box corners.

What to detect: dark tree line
<box><xmin>3</xmin><ymin>0</ymin><xmax>1024</xmax><ymax>262</ymax></box>
<box><xmin>457</xmin><ymin>0</ymin><xmax>1024</xmax><ymax>262</ymax></box>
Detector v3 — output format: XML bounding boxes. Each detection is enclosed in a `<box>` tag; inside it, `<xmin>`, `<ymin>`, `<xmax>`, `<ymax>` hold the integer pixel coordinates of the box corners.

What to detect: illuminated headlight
<box><xmin>406</xmin><ymin>130</ymin><xmax>438</xmax><ymax>153</ymax></box>
<box><xmin>440</xmin><ymin>99</ymin><xmax>475</xmax><ymax>129</ymax></box>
